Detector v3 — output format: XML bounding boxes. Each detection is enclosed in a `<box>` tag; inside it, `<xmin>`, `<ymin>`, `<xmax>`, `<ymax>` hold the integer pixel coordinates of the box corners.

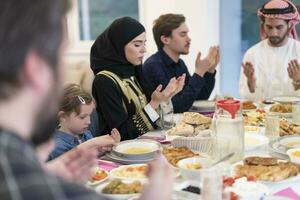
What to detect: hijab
<box><xmin>90</xmin><ymin>17</ymin><xmax>145</xmax><ymax>78</ymax></box>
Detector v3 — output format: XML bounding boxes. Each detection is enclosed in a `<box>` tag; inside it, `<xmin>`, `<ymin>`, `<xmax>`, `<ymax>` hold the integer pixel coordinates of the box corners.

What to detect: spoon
<box><xmin>211</xmin><ymin>152</ymin><xmax>235</xmax><ymax>167</ymax></box>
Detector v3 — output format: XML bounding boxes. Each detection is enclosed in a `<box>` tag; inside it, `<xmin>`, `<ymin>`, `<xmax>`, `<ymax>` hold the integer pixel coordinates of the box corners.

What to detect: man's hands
<box><xmin>139</xmin><ymin>156</ymin><xmax>174</xmax><ymax>200</ymax></box>
<box><xmin>44</xmin><ymin>148</ymin><xmax>98</xmax><ymax>183</ymax></box>
<box><xmin>150</xmin><ymin>74</ymin><xmax>186</xmax><ymax>109</ymax></box>
<box><xmin>288</xmin><ymin>59</ymin><xmax>300</xmax><ymax>83</ymax></box>
<box><xmin>242</xmin><ymin>61</ymin><xmax>256</xmax><ymax>93</ymax></box>
<box><xmin>195</xmin><ymin>45</ymin><xmax>220</xmax><ymax>76</ymax></box>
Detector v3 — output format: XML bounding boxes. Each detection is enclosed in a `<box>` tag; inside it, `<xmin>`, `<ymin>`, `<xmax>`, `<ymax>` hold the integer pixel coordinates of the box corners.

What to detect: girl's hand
<box><xmin>110</xmin><ymin>128</ymin><xmax>121</xmax><ymax>142</ymax></box>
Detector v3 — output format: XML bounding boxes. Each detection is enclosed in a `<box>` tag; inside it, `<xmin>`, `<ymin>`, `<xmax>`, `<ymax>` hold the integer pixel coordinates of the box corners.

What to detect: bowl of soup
<box><xmin>177</xmin><ymin>157</ymin><xmax>213</xmax><ymax>181</ymax></box>
<box><xmin>112</xmin><ymin>139</ymin><xmax>161</xmax><ymax>159</ymax></box>
<box><xmin>286</xmin><ymin>148</ymin><xmax>300</xmax><ymax>164</ymax></box>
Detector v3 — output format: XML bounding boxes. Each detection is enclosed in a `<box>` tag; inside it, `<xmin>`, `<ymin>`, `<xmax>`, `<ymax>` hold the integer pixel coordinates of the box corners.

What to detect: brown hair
<box><xmin>0</xmin><ymin>0</ymin><xmax>71</xmax><ymax>100</ymax></box>
<box><xmin>152</xmin><ymin>14</ymin><xmax>185</xmax><ymax>49</ymax></box>
<box><xmin>59</xmin><ymin>84</ymin><xmax>93</xmax><ymax>116</ymax></box>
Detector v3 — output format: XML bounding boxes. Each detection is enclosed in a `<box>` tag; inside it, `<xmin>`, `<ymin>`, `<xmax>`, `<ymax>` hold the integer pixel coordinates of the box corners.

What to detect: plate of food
<box><xmin>242</xmin><ymin>100</ymin><xmax>257</xmax><ymax>111</ymax></box>
<box><xmin>243</xmin><ymin>109</ymin><xmax>266</xmax><ymax>127</ymax></box>
<box><xmin>244</xmin><ymin>133</ymin><xmax>269</xmax><ymax>151</ymax></box>
<box><xmin>272</xmin><ymin>96</ymin><xmax>300</xmax><ymax>104</ymax></box>
<box><xmin>109</xmin><ymin>164</ymin><xmax>148</xmax><ymax>181</ymax></box>
<box><xmin>162</xmin><ymin>146</ymin><xmax>205</xmax><ymax>167</ymax></box>
<box><xmin>165</xmin><ymin>112</ymin><xmax>212</xmax><ymax>138</ymax></box>
<box><xmin>233</xmin><ymin>156</ymin><xmax>300</xmax><ymax>184</ymax></box>
<box><xmin>265</xmin><ymin>103</ymin><xmax>292</xmax><ymax>118</ymax></box>
<box><xmin>86</xmin><ymin>167</ymin><xmax>109</xmax><ymax>186</ymax></box>
<box><xmin>95</xmin><ymin>179</ymin><xmax>142</xmax><ymax>200</ymax></box>
<box><xmin>279</xmin><ymin>118</ymin><xmax>300</xmax><ymax>136</ymax></box>
<box><xmin>223</xmin><ymin>176</ymin><xmax>269</xmax><ymax>200</ymax></box>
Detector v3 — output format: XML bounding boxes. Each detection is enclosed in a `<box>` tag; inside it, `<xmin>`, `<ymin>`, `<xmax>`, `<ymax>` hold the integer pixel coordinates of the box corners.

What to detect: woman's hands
<box><xmin>150</xmin><ymin>74</ymin><xmax>186</xmax><ymax>109</ymax></box>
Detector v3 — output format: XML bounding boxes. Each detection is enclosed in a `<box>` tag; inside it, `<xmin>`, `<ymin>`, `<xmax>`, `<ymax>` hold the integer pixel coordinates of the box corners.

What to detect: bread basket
<box><xmin>171</xmin><ymin>130</ymin><xmax>215</xmax><ymax>155</ymax></box>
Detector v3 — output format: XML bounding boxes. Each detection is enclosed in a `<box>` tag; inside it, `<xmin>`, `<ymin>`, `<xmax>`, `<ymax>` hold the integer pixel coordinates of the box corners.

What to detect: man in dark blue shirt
<box><xmin>143</xmin><ymin>14</ymin><xmax>220</xmax><ymax>113</ymax></box>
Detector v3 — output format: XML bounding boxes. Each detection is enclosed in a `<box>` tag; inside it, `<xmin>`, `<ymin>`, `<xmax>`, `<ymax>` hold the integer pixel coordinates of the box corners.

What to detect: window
<box><xmin>78</xmin><ymin>0</ymin><xmax>139</xmax><ymax>40</ymax></box>
<box><xmin>66</xmin><ymin>0</ymin><xmax>139</xmax><ymax>54</ymax></box>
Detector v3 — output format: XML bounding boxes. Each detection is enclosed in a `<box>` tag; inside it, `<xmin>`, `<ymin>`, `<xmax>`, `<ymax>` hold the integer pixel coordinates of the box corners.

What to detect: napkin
<box><xmin>275</xmin><ymin>187</ymin><xmax>300</xmax><ymax>200</ymax></box>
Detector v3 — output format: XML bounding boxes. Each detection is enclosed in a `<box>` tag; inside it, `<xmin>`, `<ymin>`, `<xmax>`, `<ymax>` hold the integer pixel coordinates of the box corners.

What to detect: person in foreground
<box><xmin>239</xmin><ymin>0</ymin><xmax>300</xmax><ymax>101</ymax></box>
<box><xmin>48</xmin><ymin>84</ymin><xmax>121</xmax><ymax>160</ymax></box>
<box><xmin>143</xmin><ymin>13</ymin><xmax>220</xmax><ymax>113</ymax></box>
<box><xmin>90</xmin><ymin>17</ymin><xmax>185</xmax><ymax>140</ymax></box>
<box><xmin>0</xmin><ymin>1</ymin><xmax>174</xmax><ymax>199</ymax></box>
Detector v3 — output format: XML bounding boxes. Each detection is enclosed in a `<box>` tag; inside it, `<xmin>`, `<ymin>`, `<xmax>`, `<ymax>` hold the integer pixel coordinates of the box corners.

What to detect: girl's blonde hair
<box><xmin>59</xmin><ymin>84</ymin><xmax>93</xmax><ymax>116</ymax></box>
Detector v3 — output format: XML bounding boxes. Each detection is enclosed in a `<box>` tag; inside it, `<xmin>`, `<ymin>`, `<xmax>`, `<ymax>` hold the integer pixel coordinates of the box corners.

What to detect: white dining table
<box><xmin>143</xmin><ymin>129</ymin><xmax>300</xmax><ymax>196</ymax></box>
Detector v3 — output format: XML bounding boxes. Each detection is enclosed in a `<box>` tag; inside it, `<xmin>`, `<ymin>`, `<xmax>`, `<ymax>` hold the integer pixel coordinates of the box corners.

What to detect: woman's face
<box><xmin>124</xmin><ymin>32</ymin><xmax>146</xmax><ymax>66</ymax></box>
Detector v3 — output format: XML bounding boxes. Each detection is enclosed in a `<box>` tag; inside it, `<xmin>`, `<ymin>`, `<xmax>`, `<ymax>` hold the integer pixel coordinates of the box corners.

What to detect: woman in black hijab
<box><xmin>90</xmin><ymin>17</ymin><xmax>185</xmax><ymax>140</ymax></box>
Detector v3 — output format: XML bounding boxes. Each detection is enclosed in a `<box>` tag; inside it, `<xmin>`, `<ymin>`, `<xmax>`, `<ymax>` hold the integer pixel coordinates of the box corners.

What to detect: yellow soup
<box><xmin>287</xmin><ymin>141</ymin><xmax>300</xmax><ymax>148</ymax></box>
<box><xmin>292</xmin><ymin>151</ymin><xmax>300</xmax><ymax>157</ymax></box>
<box><xmin>123</xmin><ymin>147</ymin><xmax>152</xmax><ymax>154</ymax></box>
<box><xmin>184</xmin><ymin>163</ymin><xmax>202</xmax><ymax>170</ymax></box>
<box><xmin>245</xmin><ymin>138</ymin><xmax>260</xmax><ymax>146</ymax></box>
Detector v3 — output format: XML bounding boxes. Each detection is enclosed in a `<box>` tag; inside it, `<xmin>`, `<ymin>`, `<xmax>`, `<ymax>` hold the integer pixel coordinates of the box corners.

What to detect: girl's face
<box><xmin>124</xmin><ymin>32</ymin><xmax>146</xmax><ymax>66</ymax></box>
<box><xmin>60</xmin><ymin>103</ymin><xmax>94</xmax><ymax>135</ymax></box>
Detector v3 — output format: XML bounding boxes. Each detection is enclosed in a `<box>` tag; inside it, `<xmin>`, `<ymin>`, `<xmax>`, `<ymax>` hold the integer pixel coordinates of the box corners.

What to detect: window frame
<box><xmin>66</xmin><ymin>0</ymin><xmax>143</xmax><ymax>55</ymax></box>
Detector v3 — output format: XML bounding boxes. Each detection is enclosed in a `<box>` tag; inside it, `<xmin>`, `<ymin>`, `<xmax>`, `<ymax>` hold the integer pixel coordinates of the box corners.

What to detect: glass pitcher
<box><xmin>213</xmin><ymin>99</ymin><xmax>244</xmax><ymax>163</ymax></box>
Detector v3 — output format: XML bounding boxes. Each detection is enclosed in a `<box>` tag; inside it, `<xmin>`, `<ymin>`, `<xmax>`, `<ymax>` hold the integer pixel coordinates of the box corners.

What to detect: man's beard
<box><xmin>31</xmin><ymin>74</ymin><xmax>62</xmax><ymax>147</ymax></box>
<box><xmin>268</xmin><ymin>30</ymin><xmax>289</xmax><ymax>46</ymax></box>
<box><xmin>30</xmin><ymin>108</ymin><xmax>58</xmax><ymax>147</ymax></box>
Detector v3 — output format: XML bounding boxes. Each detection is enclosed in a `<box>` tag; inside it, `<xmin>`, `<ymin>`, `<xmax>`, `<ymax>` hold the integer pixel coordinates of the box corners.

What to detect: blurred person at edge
<box><xmin>240</xmin><ymin>0</ymin><xmax>300</xmax><ymax>101</ymax></box>
<box><xmin>0</xmin><ymin>1</ymin><xmax>174</xmax><ymax>200</ymax></box>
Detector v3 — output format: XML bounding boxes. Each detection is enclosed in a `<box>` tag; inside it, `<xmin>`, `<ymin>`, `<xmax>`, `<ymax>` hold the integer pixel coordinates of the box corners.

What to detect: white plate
<box><xmin>104</xmin><ymin>152</ymin><xmax>155</xmax><ymax>164</ymax></box>
<box><xmin>128</xmin><ymin>190</ymin><xmax>200</xmax><ymax>200</ymax></box>
<box><xmin>279</xmin><ymin>136</ymin><xmax>300</xmax><ymax>148</ymax></box>
<box><xmin>244</xmin><ymin>133</ymin><xmax>269</xmax><ymax>151</ymax></box>
<box><xmin>192</xmin><ymin>100</ymin><xmax>215</xmax><ymax>112</ymax></box>
<box><xmin>109</xmin><ymin>164</ymin><xmax>148</xmax><ymax>181</ymax></box>
<box><xmin>272</xmin><ymin>96</ymin><xmax>300</xmax><ymax>104</ymax></box>
<box><xmin>232</xmin><ymin>159</ymin><xmax>300</xmax><ymax>184</ymax></box>
<box><xmin>95</xmin><ymin>181</ymin><xmax>140</xmax><ymax>200</ymax></box>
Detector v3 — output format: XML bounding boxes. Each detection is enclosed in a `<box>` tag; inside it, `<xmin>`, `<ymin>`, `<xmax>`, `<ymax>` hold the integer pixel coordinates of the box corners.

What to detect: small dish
<box><xmin>177</xmin><ymin>157</ymin><xmax>213</xmax><ymax>180</ymax></box>
<box><xmin>244</xmin><ymin>133</ymin><xmax>269</xmax><ymax>151</ymax></box>
<box><xmin>86</xmin><ymin>167</ymin><xmax>108</xmax><ymax>186</ymax></box>
<box><xmin>286</xmin><ymin>148</ymin><xmax>300</xmax><ymax>164</ymax></box>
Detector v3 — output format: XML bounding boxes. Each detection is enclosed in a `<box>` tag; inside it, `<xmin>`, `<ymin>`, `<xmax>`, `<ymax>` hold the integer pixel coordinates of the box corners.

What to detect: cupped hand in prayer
<box><xmin>150</xmin><ymin>74</ymin><xmax>185</xmax><ymax>109</ymax></box>
<box><xmin>242</xmin><ymin>61</ymin><xmax>256</xmax><ymax>93</ymax></box>
<box><xmin>288</xmin><ymin>59</ymin><xmax>300</xmax><ymax>83</ymax></box>
<box><xmin>44</xmin><ymin>148</ymin><xmax>98</xmax><ymax>183</ymax></box>
<box><xmin>195</xmin><ymin>45</ymin><xmax>220</xmax><ymax>76</ymax></box>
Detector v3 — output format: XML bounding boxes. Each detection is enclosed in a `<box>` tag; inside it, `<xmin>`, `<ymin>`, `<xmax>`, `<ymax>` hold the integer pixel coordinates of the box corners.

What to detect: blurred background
<box><xmin>64</xmin><ymin>0</ymin><xmax>300</xmax><ymax>98</ymax></box>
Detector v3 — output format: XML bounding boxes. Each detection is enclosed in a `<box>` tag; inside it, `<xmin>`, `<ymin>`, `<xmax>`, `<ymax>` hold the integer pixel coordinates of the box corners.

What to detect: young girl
<box><xmin>48</xmin><ymin>84</ymin><xmax>120</xmax><ymax>160</ymax></box>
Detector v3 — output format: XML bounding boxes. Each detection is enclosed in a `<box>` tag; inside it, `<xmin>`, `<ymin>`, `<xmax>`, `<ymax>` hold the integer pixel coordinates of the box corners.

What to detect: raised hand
<box><xmin>242</xmin><ymin>61</ymin><xmax>256</xmax><ymax>93</ymax></box>
<box><xmin>288</xmin><ymin>59</ymin><xmax>300</xmax><ymax>82</ymax></box>
<box><xmin>110</xmin><ymin>128</ymin><xmax>121</xmax><ymax>143</ymax></box>
<box><xmin>139</xmin><ymin>155</ymin><xmax>174</xmax><ymax>200</ymax></box>
<box><xmin>150</xmin><ymin>76</ymin><xmax>185</xmax><ymax>109</ymax></box>
<box><xmin>195</xmin><ymin>45</ymin><xmax>220</xmax><ymax>76</ymax></box>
